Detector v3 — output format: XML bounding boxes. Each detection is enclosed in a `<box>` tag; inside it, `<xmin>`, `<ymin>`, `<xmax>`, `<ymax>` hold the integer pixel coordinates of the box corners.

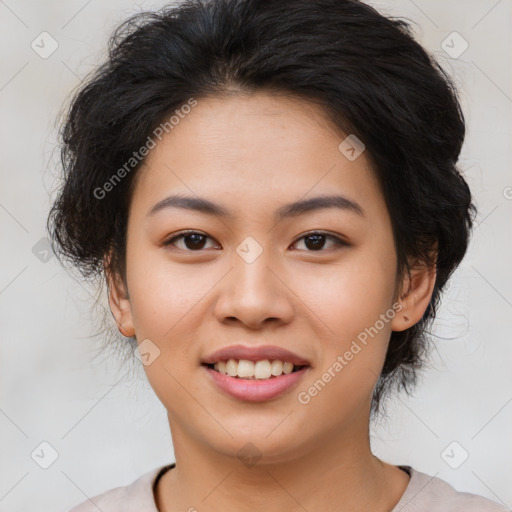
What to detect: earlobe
<box><xmin>391</xmin><ymin>260</ymin><xmax>437</xmax><ymax>332</ymax></box>
<box><xmin>105</xmin><ymin>262</ymin><xmax>135</xmax><ymax>338</ymax></box>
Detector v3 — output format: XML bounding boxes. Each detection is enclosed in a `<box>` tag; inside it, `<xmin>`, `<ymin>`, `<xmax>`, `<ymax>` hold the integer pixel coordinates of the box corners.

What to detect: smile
<box><xmin>205</xmin><ymin>358</ymin><xmax>307</xmax><ymax>380</ymax></box>
<box><xmin>202</xmin><ymin>362</ymin><xmax>310</xmax><ymax>402</ymax></box>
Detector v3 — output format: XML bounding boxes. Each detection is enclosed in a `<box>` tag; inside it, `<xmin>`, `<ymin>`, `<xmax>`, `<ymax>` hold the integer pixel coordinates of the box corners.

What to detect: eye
<box><xmin>291</xmin><ymin>231</ymin><xmax>348</xmax><ymax>251</ymax></box>
<box><xmin>163</xmin><ymin>230</ymin><xmax>219</xmax><ymax>251</ymax></box>
<box><xmin>162</xmin><ymin>230</ymin><xmax>348</xmax><ymax>252</ymax></box>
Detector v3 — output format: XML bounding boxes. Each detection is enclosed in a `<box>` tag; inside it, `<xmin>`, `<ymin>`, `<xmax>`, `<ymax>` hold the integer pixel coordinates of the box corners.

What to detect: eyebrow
<box><xmin>147</xmin><ymin>193</ymin><xmax>365</xmax><ymax>221</ymax></box>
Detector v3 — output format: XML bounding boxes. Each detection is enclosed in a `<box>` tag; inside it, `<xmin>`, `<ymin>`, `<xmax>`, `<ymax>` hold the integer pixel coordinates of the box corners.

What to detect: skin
<box><xmin>108</xmin><ymin>91</ymin><xmax>436</xmax><ymax>512</ymax></box>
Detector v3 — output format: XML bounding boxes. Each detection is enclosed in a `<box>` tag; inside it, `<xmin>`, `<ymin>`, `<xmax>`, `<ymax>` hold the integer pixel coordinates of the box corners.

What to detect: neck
<box><xmin>156</xmin><ymin>409</ymin><xmax>409</xmax><ymax>512</ymax></box>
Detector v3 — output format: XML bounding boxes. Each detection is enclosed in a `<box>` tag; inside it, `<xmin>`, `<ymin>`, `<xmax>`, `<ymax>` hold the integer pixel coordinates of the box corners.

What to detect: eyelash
<box><xmin>162</xmin><ymin>230</ymin><xmax>348</xmax><ymax>252</ymax></box>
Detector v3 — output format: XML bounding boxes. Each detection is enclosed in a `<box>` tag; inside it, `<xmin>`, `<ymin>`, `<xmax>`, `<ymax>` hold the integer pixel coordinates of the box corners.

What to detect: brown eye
<box><xmin>292</xmin><ymin>232</ymin><xmax>347</xmax><ymax>251</ymax></box>
<box><xmin>164</xmin><ymin>231</ymin><xmax>217</xmax><ymax>251</ymax></box>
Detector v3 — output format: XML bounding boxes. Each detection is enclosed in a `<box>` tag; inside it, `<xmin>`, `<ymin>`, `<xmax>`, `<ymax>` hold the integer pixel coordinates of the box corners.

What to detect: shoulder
<box><xmin>68</xmin><ymin>464</ymin><xmax>173</xmax><ymax>512</ymax></box>
<box><xmin>394</xmin><ymin>466</ymin><xmax>510</xmax><ymax>512</ymax></box>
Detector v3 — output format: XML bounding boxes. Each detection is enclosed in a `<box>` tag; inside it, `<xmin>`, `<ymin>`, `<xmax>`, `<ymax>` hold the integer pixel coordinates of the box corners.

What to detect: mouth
<box><xmin>201</xmin><ymin>344</ymin><xmax>311</xmax><ymax>401</ymax></box>
<box><xmin>202</xmin><ymin>359</ymin><xmax>309</xmax><ymax>380</ymax></box>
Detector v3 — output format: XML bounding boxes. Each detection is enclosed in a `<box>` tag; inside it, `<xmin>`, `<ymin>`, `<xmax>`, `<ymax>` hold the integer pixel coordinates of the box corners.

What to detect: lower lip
<box><xmin>203</xmin><ymin>365</ymin><xmax>309</xmax><ymax>402</ymax></box>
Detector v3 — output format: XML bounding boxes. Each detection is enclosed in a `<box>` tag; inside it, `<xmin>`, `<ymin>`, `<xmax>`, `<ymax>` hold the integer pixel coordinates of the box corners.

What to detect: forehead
<box><xmin>130</xmin><ymin>92</ymin><xmax>384</xmax><ymax>219</ymax></box>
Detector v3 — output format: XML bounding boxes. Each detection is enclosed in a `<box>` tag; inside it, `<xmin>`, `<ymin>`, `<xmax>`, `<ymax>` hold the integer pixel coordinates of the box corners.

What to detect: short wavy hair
<box><xmin>48</xmin><ymin>0</ymin><xmax>475</xmax><ymax>419</ymax></box>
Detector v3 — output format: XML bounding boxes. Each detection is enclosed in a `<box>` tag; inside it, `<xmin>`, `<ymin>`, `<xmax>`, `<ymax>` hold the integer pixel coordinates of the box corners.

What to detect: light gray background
<box><xmin>1</xmin><ymin>1</ymin><xmax>511</xmax><ymax>511</ymax></box>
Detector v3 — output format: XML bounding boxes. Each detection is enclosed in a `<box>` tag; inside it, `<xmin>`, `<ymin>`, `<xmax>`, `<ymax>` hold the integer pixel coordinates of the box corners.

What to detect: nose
<box><xmin>213</xmin><ymin>249</ymin><xmax>295</xmax><ymax>330</ymax></box>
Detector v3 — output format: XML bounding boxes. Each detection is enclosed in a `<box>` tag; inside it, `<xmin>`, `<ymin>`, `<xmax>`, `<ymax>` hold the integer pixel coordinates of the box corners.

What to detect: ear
<box><xmin>104</xmin><ymin>255</ymin><xmax>135</xmax><ymax>338</ymax></box>
<box><xmin>391</xmin><ymin>257</ymin><xmax>437</xmax><ymax>332</ymax></box>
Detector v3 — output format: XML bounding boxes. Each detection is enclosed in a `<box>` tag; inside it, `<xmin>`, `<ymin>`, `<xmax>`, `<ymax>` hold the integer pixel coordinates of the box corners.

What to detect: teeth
<box><xmin>226</xmin><ymin>359</ymin><xmax>237</xmax><ymax>377</ymax></box>
<box><xmin>212</xmin><ymin>359</ymin><xmax>301</xmax><ymax>379</ymax></box>
<box><xmin>237</xmin><ymin>359</ymin><xmax>254</xmax><ymax>378</ymax></box>
<box><xmin>282</xmin><ymin>361</ymin><xmax>293</xmax><ymax>374</ymax></box>
<box><xmin>270</xmin><ymin>360</ymin><xmax>283</xmax><ymax>376</ymax></box>
<box><xmin>216</xmin><ymin>361</ymin><xmax>227</xmax><ymax>375</ymax></box>
<box><xmin>254</xmin><ymin>360</ymin><xmax>271</xmax><ymax>379</ymax></box>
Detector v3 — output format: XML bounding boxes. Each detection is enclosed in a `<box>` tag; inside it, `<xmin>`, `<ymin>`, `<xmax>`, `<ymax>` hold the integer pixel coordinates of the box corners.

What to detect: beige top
<box><xmin>69</xmin><ymin>463</ymin><xmax>510</xmax><ymax>511</ymax></box>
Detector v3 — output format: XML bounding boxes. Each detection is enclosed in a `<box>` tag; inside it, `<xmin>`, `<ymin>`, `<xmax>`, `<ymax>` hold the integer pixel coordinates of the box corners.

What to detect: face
<box><xmin>109</xmin><ymin>92</ymin><xmax>421</xmax><ymax>463</ymax></box>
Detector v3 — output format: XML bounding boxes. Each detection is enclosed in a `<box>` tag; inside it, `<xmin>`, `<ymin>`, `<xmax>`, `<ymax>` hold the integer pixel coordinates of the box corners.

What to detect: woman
<box><xmin>48</xmin><ymin>0</ymin><xmax>508</xmax><ymax>510</ymax></box>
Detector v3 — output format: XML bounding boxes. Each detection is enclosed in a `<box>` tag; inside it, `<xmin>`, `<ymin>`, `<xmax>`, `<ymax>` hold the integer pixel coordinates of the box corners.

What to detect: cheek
<box><xmin>292</xmin><ymin>241</ymin><xmax>397</xmax><ymax>413</ymax></box>
<box><xmin>295</xmin><ymin>272</ymin><xmax>395</xmax><ymax>427</ymax></box>
<box><xmin>294</xmin><ymin>246</ymin><xmax>397</xmax><ymax>344</ymax></box>
<box><xmin>124</xmin><ymin>250</ymin><xmax>213</xmax><ymax>410</ymax></box>
<box><xmin>126</xmin><ymin>246</ymin><xmax>211</xmax><ymax>340</ymax></box>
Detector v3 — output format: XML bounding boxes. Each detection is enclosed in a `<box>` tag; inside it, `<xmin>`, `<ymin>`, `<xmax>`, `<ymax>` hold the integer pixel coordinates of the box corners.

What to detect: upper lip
<box><xmin>201</xmin><ymin>344</ymin><xmax>311</xmax><ymax>366</ymax></box>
